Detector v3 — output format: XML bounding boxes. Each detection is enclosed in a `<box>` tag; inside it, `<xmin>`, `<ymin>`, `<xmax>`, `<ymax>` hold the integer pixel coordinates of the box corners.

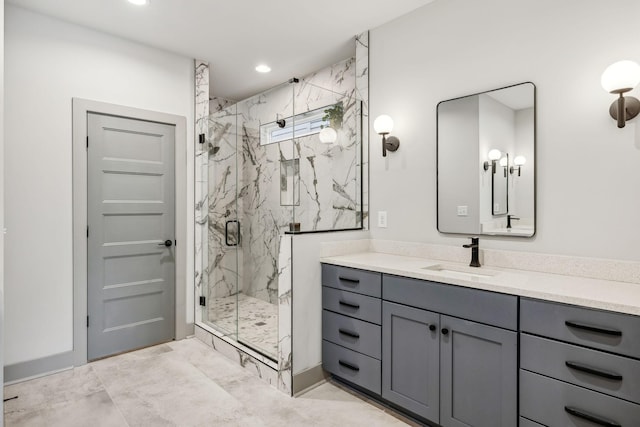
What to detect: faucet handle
<box><xmin>462</xmin><ymin>237</ymin><xmax>479</xmax><ymax>248</ymax></box>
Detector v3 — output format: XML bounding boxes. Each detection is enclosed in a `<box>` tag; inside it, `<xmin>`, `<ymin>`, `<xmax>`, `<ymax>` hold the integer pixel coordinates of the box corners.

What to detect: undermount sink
<box><xmin>421</xmin><ymin>263</ymin><xmax>500</xmax><ymax>279</ymax></box>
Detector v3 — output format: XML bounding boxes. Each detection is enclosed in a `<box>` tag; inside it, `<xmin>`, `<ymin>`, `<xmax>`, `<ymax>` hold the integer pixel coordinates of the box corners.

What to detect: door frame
<box><xmin>72</xmin><ymin>98</ymin><xmax>189</xmax><ymax>366</ymax></box>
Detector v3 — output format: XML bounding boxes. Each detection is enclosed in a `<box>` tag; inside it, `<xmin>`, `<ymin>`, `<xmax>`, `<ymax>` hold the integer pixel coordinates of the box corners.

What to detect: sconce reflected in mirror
<box><xmin>374</xmin><ymin>115</ymin><xmax>400</xmax><ymax>157</ymax></box>
<box><xmin>601</xmin><ymin>60</ymin><xmax>640</xmax><ymax>128</ymax></box>
<box><xmin>510</xmin><ymin>156</ymin><xmax>526</xmax><ymax>176</ymax></box>
<box><xmin>483</xmin><ymin>149</ymin><xmax>501</xmax><ymax>173</ymax></box>
<box><xmin>499</xmin><ymin>156</ymin><xmax>508</xmax><ymax>177</ymax></box>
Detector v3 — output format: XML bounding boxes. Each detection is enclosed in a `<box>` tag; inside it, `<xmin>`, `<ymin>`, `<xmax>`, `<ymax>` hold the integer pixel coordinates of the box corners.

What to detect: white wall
<box><xmin>4</xmin><ymin>6</ymin><xmax>195</xmax><ymax>365</ymax></box>
<box><xmin>370</xmin><ymin>0</ymin><xmax>640</xmax><ymax>261</ymax></box>
<box><xmin>514</xmin><ymin>108</ymin><xmax>535</xmax><ymax>222</ymax></box>
<box><xmin>1</xmin><ymin>0</ymin><xmax>6</xmax><ymax>415</ymax></box>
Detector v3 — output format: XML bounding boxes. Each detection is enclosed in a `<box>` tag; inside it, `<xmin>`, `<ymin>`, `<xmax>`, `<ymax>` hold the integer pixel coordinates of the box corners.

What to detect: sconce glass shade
<box><xmin>374</xmin><ymin>115</ymin><xmax>394</xmax><ymax>134</ymax></box>
<box><xmin>499</xmin><ymin>157</ymin><xmax>508</xmax><ymax>167</ymax></box>
<box><xmin>319</xmin><ymin>127</ymin><xmax>337</xmax><ymax>144</ymax></box>
<box><xmin>487</xmin><ymin>149</ymin><xmax>501</xmax><ymax>161</ymax></box>
<box><xmin>514</xmin><ymin>155</ymin><xmax>526</xmax><ymax>166</ymax></box>
<box><xmin>601</xmin><ymin>60</ymin><xmax>640</xmax><ymax>93</ymax></box>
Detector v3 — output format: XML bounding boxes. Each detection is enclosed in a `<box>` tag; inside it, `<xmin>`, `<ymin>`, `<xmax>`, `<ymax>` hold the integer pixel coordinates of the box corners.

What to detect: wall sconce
<box><xmin>373</xmin><ymin>115</ymin><xmax>400</xmax><ymax>157</ymax></box>
<box><xmin>509</xmin><ymin>155</ymin><xmax>526</xmax><ymax>176</ymax></box>
<box><xmin>319</xmin><ymin>126</ymin><xmax>337</xmax><ymax>144</ymax></box>
<box><xmin>483</xmin><ymin>149</ymin><xmax>501</xmax><ymax>173</ymax></box>
<box><xmin>601</xmin><ymin>60</ymin><xmax>640</xmax><ymax>128</ymax></box>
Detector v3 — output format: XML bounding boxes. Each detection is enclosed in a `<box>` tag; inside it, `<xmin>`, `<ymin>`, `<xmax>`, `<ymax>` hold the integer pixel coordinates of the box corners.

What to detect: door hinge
<box><xmin>86</xmin><ymin>316</ymin><xmax>89</xmax><ymax>328</ymax></box>
<box><xmin>86</xmin><ymin>136</ymin><xmax>89</xmax><ymax>149</ymax></box>
<box><xmin>199</xmin><ymin>296</ymin><xmax>206</xmax><ymax>306</ymax></box>
<box><xmin>174</xmin><ymin>240</ymin><xmax>177</xmax><ymax>247</ymax></box>
<box><xmin>87</xmin><ymin>226</ymin><xmax>89</xmax><ymax>238</ymax></box>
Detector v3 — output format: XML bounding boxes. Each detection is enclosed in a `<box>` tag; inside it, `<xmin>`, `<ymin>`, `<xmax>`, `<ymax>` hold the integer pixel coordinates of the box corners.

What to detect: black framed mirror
<box><xmin>437</xmin><ymin>82</ymin><xmax>535</xmax><ymax>237</ymax></box>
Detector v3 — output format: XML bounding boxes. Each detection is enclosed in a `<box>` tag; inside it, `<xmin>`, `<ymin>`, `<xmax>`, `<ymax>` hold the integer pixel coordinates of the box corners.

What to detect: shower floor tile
<box><xmin>207</xmin><ymin>293</ymin><xmax>278</xmax><ymax>359</ymax></box>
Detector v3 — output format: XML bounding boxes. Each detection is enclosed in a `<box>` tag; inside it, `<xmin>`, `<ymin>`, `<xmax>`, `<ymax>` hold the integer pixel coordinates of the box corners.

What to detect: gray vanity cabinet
<box><xmin>520</xmin><ymin>298</ymin><xmax>640</xmax><ymax>426</ymax></box>
<box><xmin>321</xmin><ymin>264</ymin><xmax>382</xmax><ymax>394</ymax></box>
<box><xmin>322</xmin><ymin>264</ymin><xmax>518</xmax><ymax>426</ymax></box>
<box><xmin>382</xmin><ymin>301</ymin><xmax>440</xmax><ymax>421</ymax></box>
<box><xmin>382</xmin><ymin>274</ymin><xmax>518</xmax><ymax>427</ymax></box>
<box><xmin>439</xmin><ymin>315</ymin><xmax>517</xmax><ymax>427</ymax></box>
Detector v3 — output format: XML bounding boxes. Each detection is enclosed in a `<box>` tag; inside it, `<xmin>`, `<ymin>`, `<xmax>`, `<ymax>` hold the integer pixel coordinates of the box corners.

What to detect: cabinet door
<box><xmin>440</xmin><ymin>316</ymin><xmax>517</xmax><ymax>427</ymax></box>
<box><xmin>382</xmin><ymin>301</ymin><xmax>440</xmax><ymax>422</ymax></box>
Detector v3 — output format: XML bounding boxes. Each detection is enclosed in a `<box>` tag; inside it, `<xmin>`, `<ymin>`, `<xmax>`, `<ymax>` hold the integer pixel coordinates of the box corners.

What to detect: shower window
<box><xmin>260</xmin><ymin>107</ymin><xmax>329</xmax><ymax>145</ymax></box>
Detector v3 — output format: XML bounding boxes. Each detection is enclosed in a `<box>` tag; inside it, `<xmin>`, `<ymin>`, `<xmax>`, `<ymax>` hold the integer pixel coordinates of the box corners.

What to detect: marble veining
<box><xmin>199</xmin><ymin>35</ymin><xmax>368</xmax><ymax>396</ymax></box>
<box><xmin>194</xmin><ymin>60</ymin><xmax>210</xmax><ymax>304</ymax></box>
<box><xmin>207</xmin><ymin>293</ymin><xmax>278</xmax><ymax>357</ymax></box>
<box><xmin>355</xmin><ymin>31</ymin><xmax>369</xmax><ymax>229</ymax></box>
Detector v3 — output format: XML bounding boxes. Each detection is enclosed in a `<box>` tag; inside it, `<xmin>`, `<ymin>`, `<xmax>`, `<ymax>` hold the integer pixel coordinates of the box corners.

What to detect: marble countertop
<box><xmin>321</xmin><ymin>252</ymin><xmax>640</xmax><ymax>316</ymax></box>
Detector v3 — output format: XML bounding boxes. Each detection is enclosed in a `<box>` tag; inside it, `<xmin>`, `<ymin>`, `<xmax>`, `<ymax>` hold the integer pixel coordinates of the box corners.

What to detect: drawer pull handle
<box><xmin>565</xmin><ymin>361</ymin><xmax>623</xmax><ymax>381</ymax></box>
<box><xmin>338</xmin><ymin>328</ymin><xmax>360</xmax><ymax>339</ymax></box>
<box><xmin>338</xmin><ymin>360</ymin><xmax>360</xmax><ymax>371</ymax></box>
<box><xmin>338</xmin><ymin>276</ymin><xmax>360</xmax><ymax>284</ymax></box>
<box><xmin>565</xmin><ymin>321</ymin><xmax>622</xmax><ymax>337</ymax></box>
<box><xmin>564</xmin><ymin>406</ymin><xmax>621</xmax><ymax>427</ymax></box>
<box><xmin>338</xmin><ymin>300</ymin><xmax>360</xmax><ymax>310</ymax></box>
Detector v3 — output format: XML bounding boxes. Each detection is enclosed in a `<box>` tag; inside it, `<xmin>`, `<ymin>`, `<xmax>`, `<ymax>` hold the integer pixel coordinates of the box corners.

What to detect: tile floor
<box><xmin>4</xmin><ymin>338</ymin><xmax>412</xmax><ymax>426</ymax></box>
<box><xmin>207</xmin><ymin>293</ymin><xmax>279</xmax><ymax>359</ymax></box>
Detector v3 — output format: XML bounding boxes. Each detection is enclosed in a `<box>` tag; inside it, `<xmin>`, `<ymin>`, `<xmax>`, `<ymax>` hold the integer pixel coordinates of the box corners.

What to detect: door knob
<box><xmin>158</xmin><ymin>240</ymin><xmax>173</xmax><ymax>247</ymax></box>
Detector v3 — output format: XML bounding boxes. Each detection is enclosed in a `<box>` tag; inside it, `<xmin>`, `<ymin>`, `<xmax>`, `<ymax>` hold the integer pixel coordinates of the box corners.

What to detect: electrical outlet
<box><xmin>457</xmin><ymin>206</ymin><xmax>468</xmax><ymax>216</ymax></box>
<box><xmin>378</xmin><ymin>211</ymin><xmax>388</xmax><ymax>228</ymax></box>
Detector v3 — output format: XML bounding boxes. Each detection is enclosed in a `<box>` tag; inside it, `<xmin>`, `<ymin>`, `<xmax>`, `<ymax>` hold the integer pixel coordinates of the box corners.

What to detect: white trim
<box><xmin>72</xmin><ymin>98</ymin><xmax>190</xmax><ymax>366</ymax></box>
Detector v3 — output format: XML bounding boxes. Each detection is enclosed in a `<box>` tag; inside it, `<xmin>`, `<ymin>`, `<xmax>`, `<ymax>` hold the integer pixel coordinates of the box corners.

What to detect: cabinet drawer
<box><xmin>520</xmin><ymin>370</ymin><xmax>640</xmax><ymax>427</ymax></box>
<box><xmin>322</xmin><ymin>340</ymin><xmax>381</xmax><ymax>394</ymax></box>
<box><xmin>519</xmin><ymin>418</ymin><xmax>544</xmax><ymax>427</ymax></box>
<box><xmin>322</xmin><ymin>287</ymin><xmax>381</xmax><ymax>324</ymax></box>
<box><xmin>322</xmin><ymin>264</ymin><xmax>381</xmax><ymax>297</ymax></box>
<box><xmin>521</xmin><ymin>333</ymin><xmax>640</xmax><ymax>404</ymax></box>
<box><xmin>383</xmin><ymin>274</ymin><xmax>517</xmax><ymax>330</ymax></box>
<box><xmin>322</xmin><ymin>310</ymin><xmax>381</xmax><ymax>359</ymax></box>
<box><xmin>521</xmin><ymin>298</ymin><xmax>640</xmax><ymax>358</ymax></box>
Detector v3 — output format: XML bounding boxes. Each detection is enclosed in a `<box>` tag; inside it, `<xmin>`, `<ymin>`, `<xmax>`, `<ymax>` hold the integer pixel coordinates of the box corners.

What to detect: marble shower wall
<box><xmin>194</xmin><ymin>60</ymin><xmax>210</xmax><ymax>317</ymax></box>
<box><xmin>355</xmin><ymin>31</ymin><xmax>369</xmax><ymax>229</ymax></box>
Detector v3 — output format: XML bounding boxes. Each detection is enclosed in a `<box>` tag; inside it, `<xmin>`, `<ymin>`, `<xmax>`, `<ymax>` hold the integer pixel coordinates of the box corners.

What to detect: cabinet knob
<box><xmin>429</xmin><ymin>324</ymin><xmax>436</xmax><ymax>332</ymax></box>
<box><xmin>441</xmin><ymin>328</ymin><xmax>449</xmax><ymax>335</ymax></box>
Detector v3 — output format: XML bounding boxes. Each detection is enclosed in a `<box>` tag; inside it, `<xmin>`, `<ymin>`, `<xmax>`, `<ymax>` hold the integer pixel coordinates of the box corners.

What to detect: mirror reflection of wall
<box><xmin>437</xmin><ymin>82</ymin><xmax>535</xmax><ymax>237</ymax></box>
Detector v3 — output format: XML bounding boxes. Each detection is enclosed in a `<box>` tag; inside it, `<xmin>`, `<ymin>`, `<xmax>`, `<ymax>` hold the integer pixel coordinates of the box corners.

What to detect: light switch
<box><xmin>378</xmin><ymin>211</ymin><xmax>388</xmax><ymax>228</ymax></box>
<box><xmin>457</xmin><ymin>206</ymin><xmax>468</xmax><ymax>216</ymax></box>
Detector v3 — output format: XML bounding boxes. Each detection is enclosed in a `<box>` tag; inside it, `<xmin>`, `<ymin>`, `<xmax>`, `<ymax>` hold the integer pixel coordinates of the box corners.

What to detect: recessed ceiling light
<box><xmin>255</xmin><ymin>64</ymin><xmax>271</xmax><ymax>73</ymax></box>
<box><xmin>128</xmin><ymin>0</ymin><xmax>148</xmax><ymax>5</ymax></box>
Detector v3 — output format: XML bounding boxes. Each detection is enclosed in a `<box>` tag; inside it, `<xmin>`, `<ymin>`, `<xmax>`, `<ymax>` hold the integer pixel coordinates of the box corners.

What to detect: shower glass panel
<box><xmin>204</xmin><ymin>101</ymin><xmax>240</xmax><ymax>342</ymax></box>
<box><xmin>235</xmin><ymin>82</ymin><xmax>294</xmax><ymax>358</ymax></box>
<box><xmin>205</xmin><ymin>81</ymin><xmax>294</xmax><ymax>361</ymax></box>
<box><xmin>203</xmin><ymin>72</ymin><xmax>362</xmax><ymax>362</ymax></box>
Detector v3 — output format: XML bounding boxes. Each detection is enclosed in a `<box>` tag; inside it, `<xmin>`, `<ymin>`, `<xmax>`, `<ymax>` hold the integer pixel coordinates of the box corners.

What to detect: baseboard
<box><xmin>293</xmin><ymin>364</ymin><xmax>329</xmax><ymax>395</ymax></box>
<box><xmin>4</xmin><ymin>351</ymin><xmax>74</xmax><ymax>384</ymax></box>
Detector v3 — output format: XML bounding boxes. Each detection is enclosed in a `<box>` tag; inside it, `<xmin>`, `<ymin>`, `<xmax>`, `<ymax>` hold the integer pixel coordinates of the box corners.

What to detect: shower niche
<box><xmin>194</xmin><ymin>33</ymin><xmax>368</xmax><ymax>395</ymax></box>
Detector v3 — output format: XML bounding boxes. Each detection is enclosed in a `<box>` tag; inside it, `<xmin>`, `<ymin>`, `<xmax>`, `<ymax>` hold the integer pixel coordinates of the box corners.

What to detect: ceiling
<box><xmin>7</xmin><ymin>0</ymin><xmax>433</xmax><ymax>101</ymax></box>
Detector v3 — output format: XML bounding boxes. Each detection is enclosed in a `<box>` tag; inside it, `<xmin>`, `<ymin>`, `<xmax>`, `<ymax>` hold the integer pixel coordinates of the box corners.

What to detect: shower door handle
<box><xmin>225</xmin><ymin>220</ymin><xmax>239</xmax><ymax>247</ymax></box>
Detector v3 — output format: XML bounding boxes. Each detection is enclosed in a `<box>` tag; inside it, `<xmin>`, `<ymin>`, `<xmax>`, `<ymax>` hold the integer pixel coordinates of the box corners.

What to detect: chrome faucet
<box><xmin>507</xmin><ymin>214</ymin><xmax>520</xmax><ymax>229</ymax></box>
<box><xmin>462</xmin><ymin>237</ymin><xmax>481</xmax><ymax>267</ymax></box>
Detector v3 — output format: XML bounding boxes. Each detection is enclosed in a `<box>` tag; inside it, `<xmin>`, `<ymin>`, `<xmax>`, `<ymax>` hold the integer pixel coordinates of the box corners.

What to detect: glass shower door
<box><xmin>204</xmin><ymin>104</ymin><xmax>240</xmax><ymax>341</ymax></box>
<box><xmin>235</xmin><ymin>82</ymin><xmax>294</xmax><ymax>360</ymax></box>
